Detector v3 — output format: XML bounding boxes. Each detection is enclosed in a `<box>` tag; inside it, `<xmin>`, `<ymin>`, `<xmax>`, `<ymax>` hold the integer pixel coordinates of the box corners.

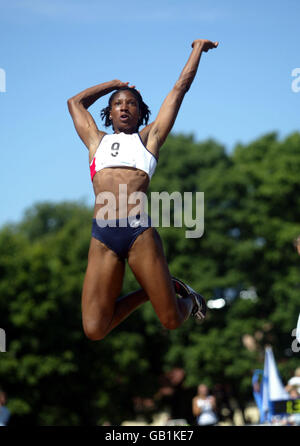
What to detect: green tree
<box><xmin>0</xmin><ymin>202</ymin><xmax>152</xmax><ymax>425</ymax></box>
<box><xmin>0</xmin><ymin>132</ymin><xmax>299</xmax><ymax>426</ymax></box>
<box><xmin>154</xmin><ymin>132</ymin><xmax>300</xmax><ymax>418</ymax></box>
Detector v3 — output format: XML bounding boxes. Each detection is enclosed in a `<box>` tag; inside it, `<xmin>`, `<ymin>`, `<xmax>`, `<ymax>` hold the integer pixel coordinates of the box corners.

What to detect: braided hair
<box><xmin>100</xmin><ymin>87</ymin><xmax>151</xmax><ymax>130</ymax></box>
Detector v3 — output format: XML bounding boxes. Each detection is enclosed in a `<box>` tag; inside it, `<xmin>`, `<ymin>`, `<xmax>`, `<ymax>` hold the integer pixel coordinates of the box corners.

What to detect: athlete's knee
<box><xmin>160</xmin><ymin>313</ymin><xmax>181</xmax><ymax>330</ymax></box>
<box><xmin>83</xmin><ymin>319</ymin><xmax>108</xmax><ymax>341</ymax></box>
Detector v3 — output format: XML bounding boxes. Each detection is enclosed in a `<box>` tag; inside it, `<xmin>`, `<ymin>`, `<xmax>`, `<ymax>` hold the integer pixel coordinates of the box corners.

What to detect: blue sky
<box><xmin>0</xmin><ymin>0</ymin><xmax>299</xmax><ymax>227</ymax></box>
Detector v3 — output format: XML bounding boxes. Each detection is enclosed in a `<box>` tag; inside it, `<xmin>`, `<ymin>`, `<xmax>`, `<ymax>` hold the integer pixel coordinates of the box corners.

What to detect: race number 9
<box><xmin>111</xmin><ymin>142</ymin><xmax>120</xmax><ymax>157</ymax></box>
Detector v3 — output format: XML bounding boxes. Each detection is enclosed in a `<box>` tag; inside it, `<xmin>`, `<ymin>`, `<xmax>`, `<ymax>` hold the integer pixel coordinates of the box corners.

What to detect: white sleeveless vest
<box><xmin>90</xmin><ymin>132</ymin><xmax>157</xmax><ymax>181</ymax></box>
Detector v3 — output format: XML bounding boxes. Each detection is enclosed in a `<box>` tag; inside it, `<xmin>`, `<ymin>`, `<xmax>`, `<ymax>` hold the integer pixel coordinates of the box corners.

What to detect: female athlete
<box><xmin>67</xmin><ymin>39</ymin><xmax>218</xmax><ymax>340</ymax></box>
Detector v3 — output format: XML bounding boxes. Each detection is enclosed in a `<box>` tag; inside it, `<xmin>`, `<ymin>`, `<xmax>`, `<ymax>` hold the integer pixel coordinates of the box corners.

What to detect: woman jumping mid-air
<box><xmin>67</xmin><ymin>39</ymin><xmax>218</xmax><ymax>340</ymax></box>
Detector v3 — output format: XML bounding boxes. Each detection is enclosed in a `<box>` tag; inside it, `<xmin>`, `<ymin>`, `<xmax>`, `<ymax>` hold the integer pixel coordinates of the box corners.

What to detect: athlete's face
<box><xmin>110</xmin><ymin>90</ymin><xmax>141</xmax><ymax>134</ymax></box>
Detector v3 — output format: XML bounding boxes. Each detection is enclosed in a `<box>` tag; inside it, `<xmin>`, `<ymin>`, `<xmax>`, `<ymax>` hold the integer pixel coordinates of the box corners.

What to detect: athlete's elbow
<box><xmin>67</xmin><ymin>97</ymin><xmax>76</xmax><ymax>113</ymax></box>
<box><xmin>67</xmin><ymin>96</ymin><xmax>75</xmax><ymax>105</ymax></box>
<box><xmin>67</xmin><ymin>96</ymin><xmax>82</xmax><ymax>109</ymax></box>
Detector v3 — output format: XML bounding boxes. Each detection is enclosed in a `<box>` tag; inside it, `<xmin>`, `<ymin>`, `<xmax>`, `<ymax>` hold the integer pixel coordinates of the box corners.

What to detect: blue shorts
<box><xmin>91</xmin><ymin>214</ymin><xmax>152</xmax><ymax>260</ymax></box>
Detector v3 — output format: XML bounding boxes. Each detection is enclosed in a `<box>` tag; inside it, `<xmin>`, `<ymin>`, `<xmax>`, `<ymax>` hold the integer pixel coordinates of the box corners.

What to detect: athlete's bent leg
<box><xmin>82</xmin><ymin>237</ymin><xmax>148</xmax><ymax>340</ymax></box>
<box><xmin>127</xmin><ymin>227</ymin><xmax>194</xmax><ymax>330</ymax></box>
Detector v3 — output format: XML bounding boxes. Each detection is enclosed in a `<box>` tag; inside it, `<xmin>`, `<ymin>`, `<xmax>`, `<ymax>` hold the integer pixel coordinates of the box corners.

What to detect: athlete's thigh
<box><xmin>127</xmin><ymin>227</ymin><xmax>180</xmax><ymax>322</ymax></box>
<box><xmin>82</xmin><ymin>237</ymin><xmax>125</xmax><ymax>325</ymax></box>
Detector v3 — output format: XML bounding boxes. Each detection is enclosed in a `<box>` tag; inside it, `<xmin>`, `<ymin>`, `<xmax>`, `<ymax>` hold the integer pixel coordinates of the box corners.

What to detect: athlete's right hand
<box><xmin>117</xmin><ymin>80</ymin><xmax>136</xmax><ymax>89</ymax></box>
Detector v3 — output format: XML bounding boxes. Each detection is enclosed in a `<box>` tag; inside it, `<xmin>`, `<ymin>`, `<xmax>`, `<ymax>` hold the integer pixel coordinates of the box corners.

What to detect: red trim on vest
<box><xmin>90</xmin><ymin>157</ymin><xmax>96</xmax><ymax>181</ymax></box>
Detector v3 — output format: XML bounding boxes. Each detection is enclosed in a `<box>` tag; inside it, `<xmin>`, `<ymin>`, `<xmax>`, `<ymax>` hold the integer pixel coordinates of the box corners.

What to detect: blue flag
<box><xmin>252</xmin><ymin>346</ymin><xmax>289</xmax><ymax>423</ymax></box>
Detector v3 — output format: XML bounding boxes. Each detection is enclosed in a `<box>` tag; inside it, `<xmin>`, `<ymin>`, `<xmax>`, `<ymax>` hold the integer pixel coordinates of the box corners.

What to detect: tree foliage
<box><xmin>0</xmin><ymin>132</ymin><xmax>299</xmax><ymax>425</ymax></box>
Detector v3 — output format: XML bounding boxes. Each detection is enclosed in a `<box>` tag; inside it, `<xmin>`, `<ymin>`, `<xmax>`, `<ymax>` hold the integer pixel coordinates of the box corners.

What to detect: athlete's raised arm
<box><xmin>67</xmin><ymin>80</ymin><xmax>131</xmax><ymax>151</ymax></box>
<box><xmin>145</xmin><ymin>39</ymin><xmax>218</xmax><ymax>156</ymax></box>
